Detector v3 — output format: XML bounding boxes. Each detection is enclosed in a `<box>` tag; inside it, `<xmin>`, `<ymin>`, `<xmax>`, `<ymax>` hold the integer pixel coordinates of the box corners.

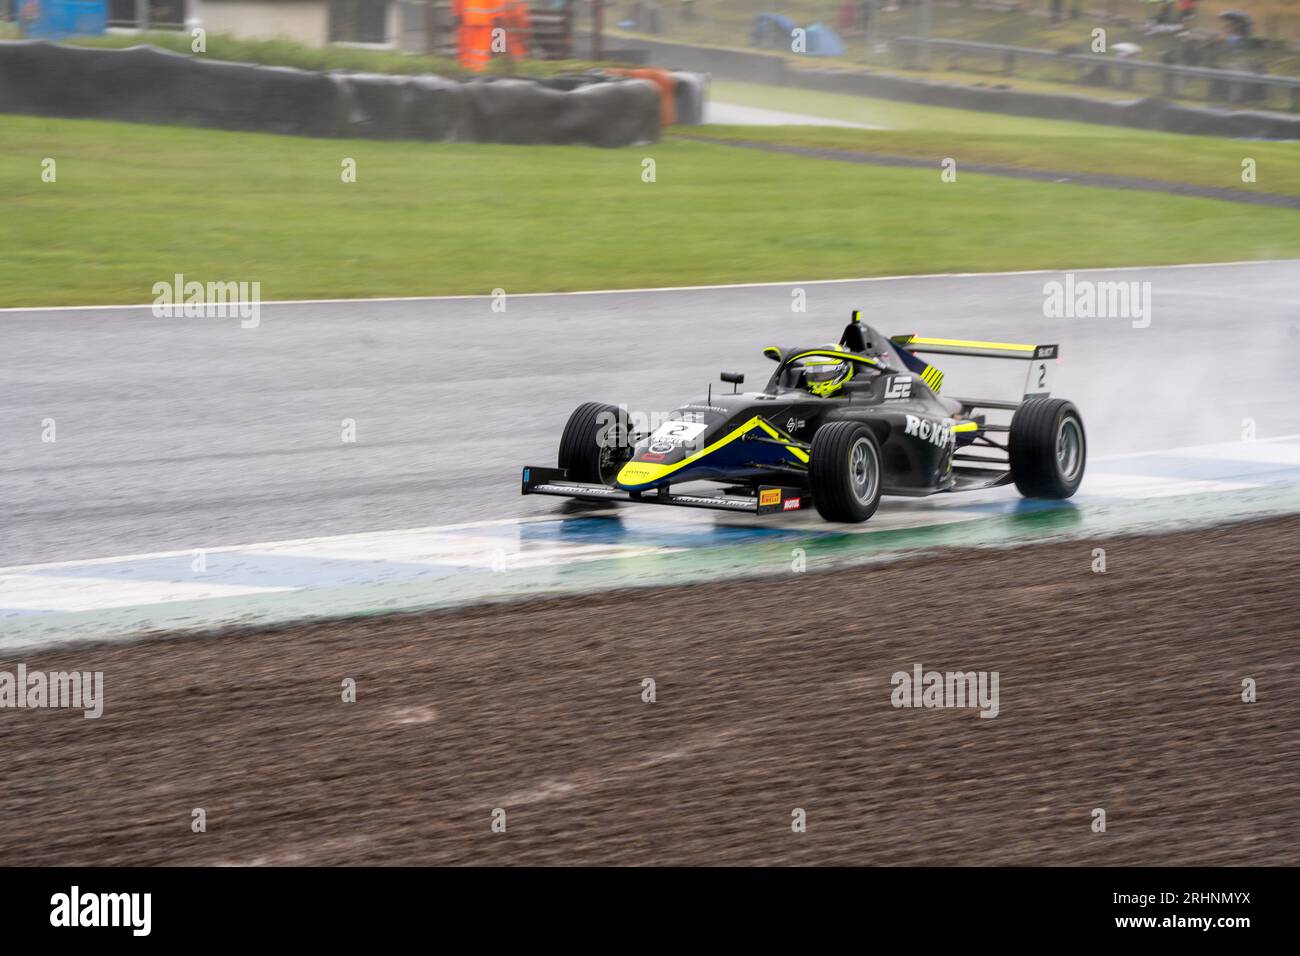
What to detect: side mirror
<box><xmin>720</xmin><ymin>371</ymin><xmax>744</xmax><ymax>394</ymax></box>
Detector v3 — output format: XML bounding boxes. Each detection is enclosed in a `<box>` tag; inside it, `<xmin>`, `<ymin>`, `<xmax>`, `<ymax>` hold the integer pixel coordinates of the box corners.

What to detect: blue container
<box><xmin>28</xmin><ymin>0</ymin><xmax>108</xmax><ymax>40</ymax></box>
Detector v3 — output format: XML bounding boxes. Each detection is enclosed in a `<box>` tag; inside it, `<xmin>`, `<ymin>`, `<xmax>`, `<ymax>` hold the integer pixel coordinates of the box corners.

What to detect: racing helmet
<box><xmin>802</xmin><ymin>351</ymin><xmax>854</xmax><ymax>398</ymax></box>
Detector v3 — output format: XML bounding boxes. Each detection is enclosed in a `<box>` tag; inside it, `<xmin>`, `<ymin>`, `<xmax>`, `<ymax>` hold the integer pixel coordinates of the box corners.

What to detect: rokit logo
<box><xmin>904</xmin><ymin>414</ymin><xmax>953</xmax><ymax>447</ymax></box>
<box><xmin>50</xmin><ymin>886</ymin><xmax>152</xmax><ymax>936</ymax></box>
<box><xmin>884</xmin><ymin>376</ymin><xmax>913</xmax><ymax>400</ymax></box>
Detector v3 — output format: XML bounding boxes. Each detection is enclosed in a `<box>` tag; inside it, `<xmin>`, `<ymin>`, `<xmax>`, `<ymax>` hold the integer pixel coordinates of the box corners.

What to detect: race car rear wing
<box><xmin>891</xmin><ymin>335</ymin><xmax>1058</xmax><ymax>402</ymax></box>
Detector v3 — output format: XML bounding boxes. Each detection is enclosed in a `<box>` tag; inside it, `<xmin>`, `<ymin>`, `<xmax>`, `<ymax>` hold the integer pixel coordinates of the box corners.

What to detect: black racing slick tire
<box><xmin>809</xmin><ymin>421</ymin><xmax>883</xmax><ymax>523</ymax></box>
<box><xmin>1008</xmin><ymin>398</ymin><xmax>1086</xmax><ymax>499</ymax></box>
<box><xmin>558</xmin><ymin>402</ymin><xmax>633</xmax><ymax>485</ymax></box>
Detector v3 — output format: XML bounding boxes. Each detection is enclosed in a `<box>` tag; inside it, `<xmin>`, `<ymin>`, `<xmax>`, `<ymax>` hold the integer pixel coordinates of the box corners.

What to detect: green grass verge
<box><xmin>1</xmin><ymin>114</ymin><xmax>1296</xmax><ymax>307</ymax></box>
<box><xmin>694</xmin><ymin>81</ymin><xmax>1300</xmax><ymax>195</ymax></box>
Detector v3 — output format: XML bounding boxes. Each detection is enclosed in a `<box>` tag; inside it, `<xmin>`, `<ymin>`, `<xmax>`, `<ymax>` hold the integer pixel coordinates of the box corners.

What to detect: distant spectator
<box><xmin>626</xmin><ymin>0</ymin><xmax>661</xmax><ymax>33</ymax></box>
<box><xmin>860</xmin><ymin>0</ymin><xmax>876</xmax><ymax>36</ymax></box>
<box><xmin>19</xmin><ymin>0</ymin><xmax>39</xmax><ymax>38</ymax></box>
<box><xmin>839</xmin><ymin>0</ymin><xmax>855</xmax><ymax>33</ymax></box>
<box><xmin>1218</xmin><ymin>11</ymin><xmax>1252</xmax><ymax>49</ymax></box>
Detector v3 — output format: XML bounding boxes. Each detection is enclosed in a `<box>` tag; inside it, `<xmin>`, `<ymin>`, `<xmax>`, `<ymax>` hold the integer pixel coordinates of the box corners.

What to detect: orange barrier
<box><xmin>607</xmin><ymin>67</ymin><xmax>679</xmax><ymax>126</ymax></box>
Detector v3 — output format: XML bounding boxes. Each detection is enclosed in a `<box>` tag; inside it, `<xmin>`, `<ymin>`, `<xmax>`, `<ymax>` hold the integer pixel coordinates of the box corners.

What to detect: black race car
<box><xmin>522</xmin><ymin>313</ymin><xmax>1085</xmax><ymax>523</ymax></box>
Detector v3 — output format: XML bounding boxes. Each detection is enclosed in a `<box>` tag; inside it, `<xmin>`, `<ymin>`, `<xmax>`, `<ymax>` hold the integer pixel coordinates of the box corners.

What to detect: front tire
<box><xmin>1009</xmin><ymin>398</ymin><xmax>1086</xmax><ymax>499</ymax></box>
<box><xmin>809</xmin><ymin>421</ymin><xmax>883</xmax><ymax>523</ymax></box>
<box><xmin>558</xmin><ymin>402</ymin><xmax>632</xmax><ymax>485</ymax></box>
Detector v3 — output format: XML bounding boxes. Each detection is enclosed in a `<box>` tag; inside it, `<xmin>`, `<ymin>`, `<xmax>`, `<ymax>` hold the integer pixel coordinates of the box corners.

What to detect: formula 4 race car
<box><xmin>522</xmin><ymin>312</ymin><xmax>1086</xmax><ymax>523</ymax></box>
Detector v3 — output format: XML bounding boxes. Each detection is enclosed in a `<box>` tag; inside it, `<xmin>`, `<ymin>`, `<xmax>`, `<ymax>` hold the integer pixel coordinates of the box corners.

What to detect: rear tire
<box><xmin>809</xmin><ymin>421</ymin><xmax>882</xmax><ymax>523</ymax></box>
<box><xmin>558</xmin><ymin>402</ymin><xmax>632</xmax><ymax>485</ymax></box>
<box><xmin>1009</xmin><ymin>398</ymin><xmax>1086</xmax><ymax>499</ymax></box>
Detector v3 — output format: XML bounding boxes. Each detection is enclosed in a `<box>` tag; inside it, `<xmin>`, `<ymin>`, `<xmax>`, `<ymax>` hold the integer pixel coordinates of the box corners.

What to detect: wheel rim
<box><xmin>597</xmin><ymin>430</ymin><xmax>630</xmax><ymax>484</ymax></box>
<box><xmin>849</xmin><ymin>437</ymin><xmax>879</xmax><ymax>505</ymax></box>
<box><xmin>1056</xmin><ymin>417</ymin><xmax>1083</xmax><ymax>482</ymax></box>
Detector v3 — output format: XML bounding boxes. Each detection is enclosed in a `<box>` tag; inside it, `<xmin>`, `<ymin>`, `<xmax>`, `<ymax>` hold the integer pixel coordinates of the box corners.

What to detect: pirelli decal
<box><xmin>920</xmin><ymin>365</ymin><xmax>944</xmax><ymax>393</ymax></box>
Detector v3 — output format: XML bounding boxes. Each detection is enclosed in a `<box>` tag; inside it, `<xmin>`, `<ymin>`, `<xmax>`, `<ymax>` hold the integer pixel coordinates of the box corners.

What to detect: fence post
<box><xmin>918</xmin><ymin>0</ymin><xmax>932</xmax><ymax>70</ymax></box>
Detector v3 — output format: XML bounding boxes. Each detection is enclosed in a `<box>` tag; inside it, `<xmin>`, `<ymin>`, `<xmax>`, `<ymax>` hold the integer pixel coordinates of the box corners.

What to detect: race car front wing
<box><xmin>521</xmin><ymin>466</ymin><xmax>807</xmax><ymax>515</ymax></box>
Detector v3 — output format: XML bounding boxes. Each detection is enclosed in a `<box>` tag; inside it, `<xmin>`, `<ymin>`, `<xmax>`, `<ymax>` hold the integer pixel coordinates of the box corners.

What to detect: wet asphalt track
<box><xmin>2</xmin><ymin>260</ymin><xmax>1298</xmax><ymax>566</ymax></box>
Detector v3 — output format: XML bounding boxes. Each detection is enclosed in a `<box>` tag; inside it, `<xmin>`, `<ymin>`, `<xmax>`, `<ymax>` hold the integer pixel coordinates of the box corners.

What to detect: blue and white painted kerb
<box><xmin>3</xmin><ymin>436</ymin><xmax>1298</xmax><ymax>652</ymax></box>
<box><xmin>1</xmin><ymin>527</ymin><xmax>684</xmax><ymax>616</ymax></box>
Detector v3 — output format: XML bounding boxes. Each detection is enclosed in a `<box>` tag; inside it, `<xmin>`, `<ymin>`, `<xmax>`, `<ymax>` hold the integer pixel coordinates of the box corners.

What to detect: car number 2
<box><xmin>650</xmin><ymin>420</ymin><xmax>708</xmax><ymax>445</ymax></box>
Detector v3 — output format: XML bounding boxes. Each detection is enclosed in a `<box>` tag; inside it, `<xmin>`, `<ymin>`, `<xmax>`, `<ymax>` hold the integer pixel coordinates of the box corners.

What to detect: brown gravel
<box><xmin>2</xmin><ymin>516</ymin><xmax>1297</xmax><ymax>866</ymax></box>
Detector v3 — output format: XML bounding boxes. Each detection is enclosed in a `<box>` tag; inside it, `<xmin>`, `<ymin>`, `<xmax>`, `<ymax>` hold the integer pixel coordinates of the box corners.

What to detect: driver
<box><xmin>802</xmin><ymin>354</ymin><xmax>854</xmax><ymax>398</ymax></box>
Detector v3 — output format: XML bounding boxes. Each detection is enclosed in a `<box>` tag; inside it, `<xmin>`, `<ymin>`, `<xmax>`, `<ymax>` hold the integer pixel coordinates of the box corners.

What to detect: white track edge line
<box><xmin>2</xmin><ymin>259</ymin><xmax>1296</xmax><ymax>314</ymax></box>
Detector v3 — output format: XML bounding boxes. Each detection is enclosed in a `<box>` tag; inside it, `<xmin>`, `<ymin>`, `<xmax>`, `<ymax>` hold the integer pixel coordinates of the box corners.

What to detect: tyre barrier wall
<box><xmin>0</xmin><ymin>41</ymin><xmax>670</xmax><ymax>147</ymax></box>
<box><xmin>671</xmin><ymin>71</ymin><xmax>709</xmax><ymax>125</ymax></box>
<box><xmin>599</xmin><ymin>67</ymin><xmax>710</xmax><ymax>125</ymax></box>
<box><xmin>613</xmin><ymin>35</ymin><xmax>1300</xmax><ymax>140</ymax></box>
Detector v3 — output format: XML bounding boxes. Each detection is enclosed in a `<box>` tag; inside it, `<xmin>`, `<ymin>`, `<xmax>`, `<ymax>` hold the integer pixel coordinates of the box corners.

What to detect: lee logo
<box><xmin>885</xmin><ymin>376</ymin><xmax>913</xmax><ymax>399</ymax></box>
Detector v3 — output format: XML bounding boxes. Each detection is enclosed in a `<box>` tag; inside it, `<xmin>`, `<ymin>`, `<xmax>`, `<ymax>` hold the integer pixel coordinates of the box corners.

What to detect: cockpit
<box><xmin>766</xmin><ymin>346</ymin><xmax>884</xmax><ymax>399</ymax></box>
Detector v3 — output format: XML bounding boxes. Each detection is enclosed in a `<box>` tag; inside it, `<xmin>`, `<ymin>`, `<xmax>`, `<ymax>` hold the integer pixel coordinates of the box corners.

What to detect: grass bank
<box><xmin>1</xmin><ymin>113</ymin><xmax>1296</xmax><ymax>306</ymax></box>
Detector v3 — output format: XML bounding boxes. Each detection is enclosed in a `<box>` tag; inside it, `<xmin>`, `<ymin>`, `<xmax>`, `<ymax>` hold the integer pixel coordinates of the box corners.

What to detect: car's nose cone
<box><xmin>615</xmin><ymin>460</ymin><xmax>673</xmax><ymax>488</ymax></box>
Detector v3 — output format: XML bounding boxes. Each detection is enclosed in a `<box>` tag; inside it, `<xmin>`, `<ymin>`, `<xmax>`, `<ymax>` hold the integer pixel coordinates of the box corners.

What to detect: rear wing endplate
<box><xmin>891</xmin><ymin>335</ymin><xmax>1058</xmax><ymax>401</ymax></box>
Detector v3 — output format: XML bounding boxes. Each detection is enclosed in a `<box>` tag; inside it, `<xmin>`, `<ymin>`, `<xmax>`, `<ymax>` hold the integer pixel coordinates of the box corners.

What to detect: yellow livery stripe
<box><xmin>616</xmin><ymin>415</ymin><xmax>807</xmax><ymax>487</ymax></box>
<box><xmin>921</xmin><ymin>366</ymin><xmax>944</xmax><ymax>392</ymax></box>
<box><xmin>903</xmin><ymin>336</ymin><xmax>1036</xmax><ymax>353</ymax></box>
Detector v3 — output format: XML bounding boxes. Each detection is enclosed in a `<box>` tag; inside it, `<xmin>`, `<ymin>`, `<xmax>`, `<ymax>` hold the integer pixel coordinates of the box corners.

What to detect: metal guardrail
<box><xmin>894</xmin><ymin>36</ymin><xmax>1300</xmax><ymax>110</ymax></box>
